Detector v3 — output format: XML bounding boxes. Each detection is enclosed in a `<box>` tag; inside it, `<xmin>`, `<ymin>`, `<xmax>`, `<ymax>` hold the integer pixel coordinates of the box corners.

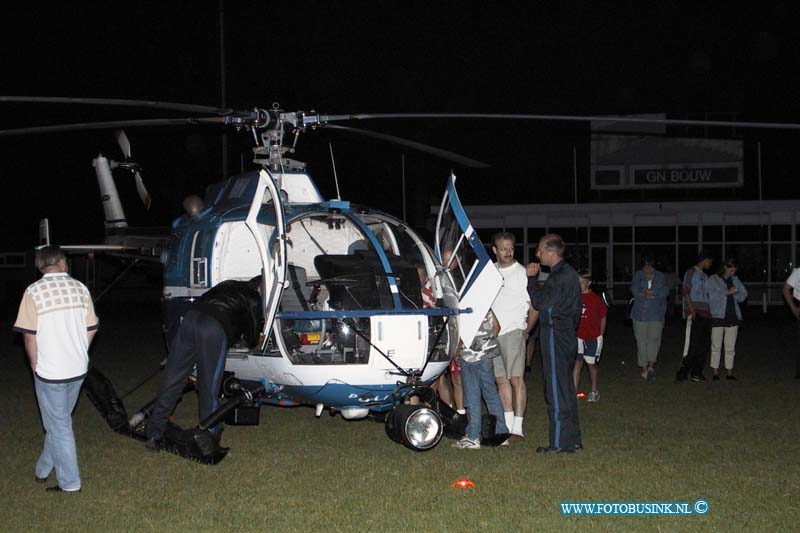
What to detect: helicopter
<box><xmin>5</xmin><ymin>96</ymin><xmax>800</xmax><ymax>462</ymax></box>
<box><xmin>2</xmin><ymin>97</ymin><xmax>511</xmax><ymax>460</ymax></box>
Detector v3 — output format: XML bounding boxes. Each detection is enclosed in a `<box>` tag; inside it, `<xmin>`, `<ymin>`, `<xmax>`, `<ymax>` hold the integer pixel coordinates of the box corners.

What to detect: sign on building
<box><xmin>590</xmin><ymin>130</ymin><xmax>743</xmax><ymax>190</ymax></box>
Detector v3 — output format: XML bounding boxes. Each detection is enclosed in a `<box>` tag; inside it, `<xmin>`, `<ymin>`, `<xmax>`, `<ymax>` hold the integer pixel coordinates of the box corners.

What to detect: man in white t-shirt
<box><xmin>490</xmin><ymin>232</ymin><xmax>536</xmax><ymax>442</ymax></box>
<box><xmin>782</xmin><ymin>268</ymin><xmax>800</xmax><ymax>378</ymax></box>
<box><xmin>13</xmin><ymin>246</ymin><xmax>98</xmax><ymax>493</ymax></box>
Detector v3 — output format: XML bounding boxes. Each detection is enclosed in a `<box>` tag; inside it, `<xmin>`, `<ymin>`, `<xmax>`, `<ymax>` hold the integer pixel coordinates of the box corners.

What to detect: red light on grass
<box><xmin>576</xmin><ymin>391</ymin><xmax>586</xmax><ymax>399</ymax></box>
<box><xmin>451</xmin><ymin>479</ymin><xmax>476</xmax><ymax>489</ymax></box>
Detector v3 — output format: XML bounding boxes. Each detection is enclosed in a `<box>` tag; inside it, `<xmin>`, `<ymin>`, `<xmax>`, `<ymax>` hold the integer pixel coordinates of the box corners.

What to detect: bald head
<box><xmin>536</xmin><ymin>233</ymin><xmax>565</xmax><ymax>267</ymax></box>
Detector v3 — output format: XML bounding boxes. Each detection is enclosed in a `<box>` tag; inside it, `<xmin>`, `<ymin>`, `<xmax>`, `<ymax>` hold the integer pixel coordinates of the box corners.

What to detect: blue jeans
<box><xmin>460</xmin><ymin>357</ymin><xmax>509</xmax><ymax>441</ymax></box>
<box><xmin>34</xmin><ymin>375</ymin><xmax>84</xmax><ymax>490</ymax></box>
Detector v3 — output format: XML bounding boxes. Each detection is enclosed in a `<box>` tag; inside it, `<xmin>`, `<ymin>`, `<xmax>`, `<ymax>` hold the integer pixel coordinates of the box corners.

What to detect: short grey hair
<box><xmin>35</xmin><ymin>245</ymin><xmax>66</xmax><ymax>272</ymax></box>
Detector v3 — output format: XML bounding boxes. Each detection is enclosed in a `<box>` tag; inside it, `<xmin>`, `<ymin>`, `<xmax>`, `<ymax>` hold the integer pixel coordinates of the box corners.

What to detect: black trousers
<box><xmin>147</xmin><ymin>309</ymin><xmax>228</xmax><ymax>440</ymax></box>
<box><xmin>680</xmin><ymin>314</ymin><xmax>711</xmax><ymax>377</ymax></box>
<box><xmin>540</xmin><ymin>322</ymin><xmax>581</xmax><ymax>450</ymax></box>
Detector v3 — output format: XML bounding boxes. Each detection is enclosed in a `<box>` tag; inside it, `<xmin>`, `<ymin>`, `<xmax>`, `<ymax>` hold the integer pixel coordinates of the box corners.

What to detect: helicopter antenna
<box><xmin>329</xmin><ymin>142</ymin><xmax>342</xmax><ymax>200</ymax></box>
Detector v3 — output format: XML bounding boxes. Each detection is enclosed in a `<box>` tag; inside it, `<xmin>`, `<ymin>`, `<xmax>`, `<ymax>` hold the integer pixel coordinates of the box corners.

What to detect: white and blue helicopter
<box><xmin>1</xmin><ymin>97</ymin><xmax>507</xmax><ymax>460</ymax></box>
<box><xmin>5</xmin><ymin>97</ymin><xmax>794</xmax><ymax>461</ymax></box>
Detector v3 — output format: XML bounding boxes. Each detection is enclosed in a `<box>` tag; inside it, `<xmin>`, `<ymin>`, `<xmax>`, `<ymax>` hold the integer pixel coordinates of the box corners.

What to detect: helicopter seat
<box><xmin>281</xmin><ymin>264</ymin><xmax>322</xmax><ymax>335</ymax></box>
<box><xmin>282</xmin><ymin>264</ymin><xmax>311</xmax><ymax>312</ymax></box>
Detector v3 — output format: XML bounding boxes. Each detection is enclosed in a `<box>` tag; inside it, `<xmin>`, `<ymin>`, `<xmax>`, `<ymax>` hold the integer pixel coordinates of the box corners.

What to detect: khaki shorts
<box><xmin>493</xmin><ymin>329</ymin><xmax>527</xmax><ymax>378</ymax></box>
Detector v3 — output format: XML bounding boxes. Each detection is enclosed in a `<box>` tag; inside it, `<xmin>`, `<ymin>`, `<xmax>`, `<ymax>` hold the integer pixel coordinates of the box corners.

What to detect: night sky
<box><xmin>2</xmin><ymin>2</ymin><xmax>800</xmax><ymax>250</ymax></box>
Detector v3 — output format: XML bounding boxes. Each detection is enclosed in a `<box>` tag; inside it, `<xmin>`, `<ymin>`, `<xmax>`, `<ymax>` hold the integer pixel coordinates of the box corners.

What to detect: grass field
<box><xmin>2</xmin><ymin>284</ymin><xmax>799</xmax><ymax>531</ymax></box>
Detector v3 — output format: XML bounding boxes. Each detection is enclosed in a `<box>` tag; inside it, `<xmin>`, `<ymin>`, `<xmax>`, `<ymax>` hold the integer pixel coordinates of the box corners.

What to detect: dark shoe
<box><xmin>675</xmin><ymin>371</ymin><xmax>688</xmax><ymax>383</ymax></box>
<box><xmin>536</xmin><ymin>446</ymin><xmax>559</xmax><ymax>454</ymax></box>
<box><xmin>558</xmin><ymin>444</ymin><xmax>583</xmax><ymax>454</ymax></box>
<box><xmin>691</xmin><ymin>374</ymin><xmax>705</xmax><ymax>382</ymax></box>
<box><xmin>46</xmin><ymin>485</ymin><xmax>80</xmax><ymax>493</ymax></box>
<box><xmin>712</xmin><ymin>374</ymin><xmax>720</xmax><ymax>381</ymax></box>
<box><xmin>35</xmin><ymin>476</ymin><xmax>48</xmax><ymax>483</ymax></box>
<box><xmin>145</xmin><ymin>437</ymin><xmax>162</xmax><ymax>453</ymax></box>
<box><xmin>508</xmin><ymin>434</ymin><xmax>524</xmax><ymax>444</ymax></box>
<box><xmin>726</xmin><ymin>375</ymin><xmax>737</xmax><ymax>381</ymax></box>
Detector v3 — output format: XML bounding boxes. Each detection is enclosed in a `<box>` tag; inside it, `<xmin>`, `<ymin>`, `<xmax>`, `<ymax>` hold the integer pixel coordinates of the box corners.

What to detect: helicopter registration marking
<box><xmin>349</xmin><ymin>393</ymin><xmax>390</xmax><ymax>403</ymax></box>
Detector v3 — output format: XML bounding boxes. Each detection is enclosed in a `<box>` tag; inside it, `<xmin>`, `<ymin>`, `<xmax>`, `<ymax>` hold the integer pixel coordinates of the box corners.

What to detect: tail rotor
<box><xmin>114</xmin><ymin>129</ymin><xmax>152</xmax><ymax>210</ymax></box>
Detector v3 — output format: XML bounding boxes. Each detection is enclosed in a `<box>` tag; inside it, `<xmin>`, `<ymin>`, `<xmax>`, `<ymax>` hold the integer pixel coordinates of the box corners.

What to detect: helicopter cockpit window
<box><xmin>227</xmin><ymin>177</ymin><xmax>250</xmax><ymax>199</ymax></box>
<box><xmin>361</xmin><ymin>215</ymin><xmax>438</xmax><ymax>311</ymax></box>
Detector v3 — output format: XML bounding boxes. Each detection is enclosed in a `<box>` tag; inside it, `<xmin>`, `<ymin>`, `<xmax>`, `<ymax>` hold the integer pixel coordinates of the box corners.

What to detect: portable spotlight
<box><xmin>385</xmin><ymin>404</ymin><xmax>443</xmax><ymax>451</ymax></box>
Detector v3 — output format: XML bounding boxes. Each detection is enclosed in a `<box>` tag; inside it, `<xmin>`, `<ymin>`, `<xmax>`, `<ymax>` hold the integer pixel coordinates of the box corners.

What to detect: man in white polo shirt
<box><xmin>491</xmin><ymin>232</ymin><xmax>536</xmax><ymax>443</ymax></box>
<box><xmin>13</xmin><ymin>246</ymin><xmax>98</xmax><ymax>493</ymax></box>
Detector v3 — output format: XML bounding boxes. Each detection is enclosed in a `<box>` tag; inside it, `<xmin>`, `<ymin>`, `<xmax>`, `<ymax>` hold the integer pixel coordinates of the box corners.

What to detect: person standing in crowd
<box><xmin>146</xmin><ymin>277</ymin><xmax>263</xmax><ymax>452</ymax></box>
<box><xmin>13</xmin><ymin>246</ymin><xmax>99</xmax><ymax>493</ymax></box>
<box><xmin>491</xmin><ymin>232</ymin><xmax>535</xmax><ymax>443</ymax></box>
<box><xmin>707</xmin><ymin>259</ymin><xmax>748</xmax><ymax>380</ymax></box>
<box><xmin>676</xmin><ymin>251</ymin><xmax>714</xmax><ymax>383</ymax></box>
<box><xmin>630</xmin><ymin>255</ymin><xmax>669</xmax><ymax>380</ymax></box>
<box><xmin>573</xmin><ymin>269</ymin><xmax>607</xmax><ymax>402</ymax></box>
<box><xmin>783</xmin><ymin>268</ymin><xmax>800</xmax><ymax>379</ymax></box>
<box><xmin>528</xmin><ymin>234</ymin><xmax>583</xmax><ymax>453</ymax></box>
<box><xmin>452</xmin><ymin>310</ymin><xmax>510</xmax><ymax>449</ymax></box>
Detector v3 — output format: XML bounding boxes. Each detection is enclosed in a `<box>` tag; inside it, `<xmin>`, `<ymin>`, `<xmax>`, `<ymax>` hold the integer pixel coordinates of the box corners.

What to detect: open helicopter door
<box><xmin>434</xmin><ymin>173</ymin><xmax>503</xmax><ymax>348</ymax></box>
<box><xmin>245</xmin><ymin>170</ymin><xmax>288</xmax><ymax>350</ymax></box>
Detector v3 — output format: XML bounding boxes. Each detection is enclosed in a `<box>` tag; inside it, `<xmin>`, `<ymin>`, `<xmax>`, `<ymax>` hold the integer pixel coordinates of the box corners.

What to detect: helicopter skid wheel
<box><xmin>385</xmin><ymin>404</ymin><xmax>443</xmax><ymax>451</ymax></box>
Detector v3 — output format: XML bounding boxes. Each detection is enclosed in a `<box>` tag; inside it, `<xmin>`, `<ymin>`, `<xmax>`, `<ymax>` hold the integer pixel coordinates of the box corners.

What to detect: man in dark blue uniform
<box><xmin>146</xmin><ymin>277</ymin><xmax>263</xmax><ymax>451</ymax></box>
<box><xmin>527</xmin><ymin>234</ymin><xmax>583</xmax><ymax>453</ymax></box>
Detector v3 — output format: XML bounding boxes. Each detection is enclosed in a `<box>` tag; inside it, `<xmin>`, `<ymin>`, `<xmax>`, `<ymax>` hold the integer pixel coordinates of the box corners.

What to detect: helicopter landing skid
<box><xmin>83</xmin><ymin>366</ymin><xmax>230</xmax><ymax>465</ymax></box>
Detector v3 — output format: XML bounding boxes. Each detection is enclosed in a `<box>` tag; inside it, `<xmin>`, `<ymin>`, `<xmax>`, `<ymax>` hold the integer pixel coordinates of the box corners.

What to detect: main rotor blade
<box><xmin>0</xmin><ymin>96</ymin><xmax>233</xmax><ymax>115</ymax></box>
<box><xmin>324</xmin><ymin>124</ymin><xmax>490</xmax><ymax>169</ymax></box>
<box><xmin>0</xmin><ymin>117</ymin><xmax>226</xmax><ymax>137</ymax></box>
<box><xmin>320</xmin><ymin>113</ymin><xmax>800</xmax><ymax>131</ymax></box>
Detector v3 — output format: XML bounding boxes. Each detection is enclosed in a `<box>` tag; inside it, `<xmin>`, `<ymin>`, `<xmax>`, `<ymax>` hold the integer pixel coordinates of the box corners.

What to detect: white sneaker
<box><xmin>452</xmin><ymin>437</ymin><xmax>481</xmax><ymax>449</ymax></box>
<box><xmin>587</xmin><ymin>390</ymin><xmax>600</xmax><ymax>402</ymax></box>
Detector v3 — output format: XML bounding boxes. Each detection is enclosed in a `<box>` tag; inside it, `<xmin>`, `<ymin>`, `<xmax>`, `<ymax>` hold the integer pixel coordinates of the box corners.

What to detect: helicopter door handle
<box><xmin>417</xmin><ymin>320</ymin><xmax>422</xmax><ymax>340</ymax></box>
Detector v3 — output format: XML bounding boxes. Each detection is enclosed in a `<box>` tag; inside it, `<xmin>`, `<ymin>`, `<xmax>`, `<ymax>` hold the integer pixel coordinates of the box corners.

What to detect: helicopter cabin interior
<box><xmin>208</xmin><ymin>208</ymin><xmax>447</xmax><ymax>366</ymax></box>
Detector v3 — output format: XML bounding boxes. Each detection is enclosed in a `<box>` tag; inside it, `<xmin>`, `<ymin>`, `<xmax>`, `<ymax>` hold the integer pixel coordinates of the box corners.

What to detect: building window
<box><xmin>613</xmin><ymin>226</ymin><xmax>633</xmax><ymax>242</ymax></box>
<box><xmin>635</xmin><ymin>226</ymin><xmax>676</xmax><ymax>243</ymax></box>
<box><xmin>506</xmin><ymin>228</ymin><xmax>524</xmax><ymax>244</ymax></box>
<box><xmin>590</xmin><ymin>226</ymin><xmax>609</xmax><ymax>243</ymax></box>
<box><xmin>527</xmin><ymin>227</ymin><xmax>546</xmax><ymax>243</ymax></box>
<box><xmin>702</xmin><ymin>225</ymin><xmax>722</xmax><ymax>242</ymax></box>
<box><xmin>725</xmin><ymin>225</ymin><xmax>763</xmax><ymax>242</ymax></box>
<box><xmin>678</xmin><ymin>226</ymin><xmax>698</xmax><ymax>241</ymax></box>
<box><xmin>771</xmin><ymin>225</ymin><xmax>791</xmax><ymax>241</ymax></box>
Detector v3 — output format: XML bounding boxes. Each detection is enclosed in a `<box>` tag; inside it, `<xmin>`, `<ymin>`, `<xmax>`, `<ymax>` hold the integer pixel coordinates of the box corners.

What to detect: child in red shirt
<box><xmin>573</xmin><ymin>268</ymin><xmax>607</xmax><ymax>402</ymax></box>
